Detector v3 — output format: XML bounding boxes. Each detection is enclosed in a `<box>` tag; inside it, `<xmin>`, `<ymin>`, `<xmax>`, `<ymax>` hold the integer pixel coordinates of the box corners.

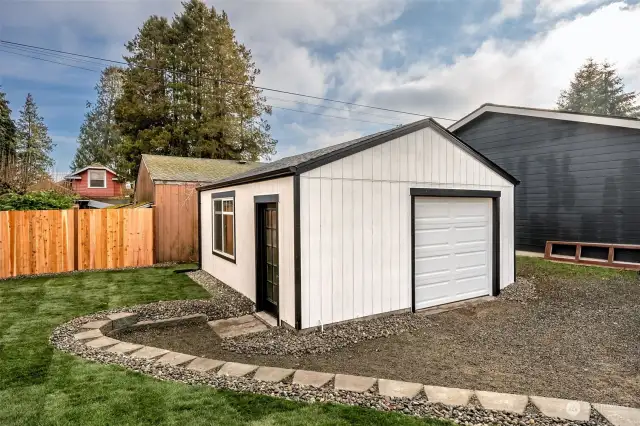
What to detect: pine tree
<box><xmin>0</xmin><ymin>87</ymin><xmax>18</xmax><ymax>190</ymax></box>
<box><xmin>557</xmin><ymin>58</ymin><xmax>640</xmax><ymax>117</ymax></box>
<box><xmin>71</xmin><ymin>66</ymin><xmax>124</xmax><ymax>171</ymax></box>
<box><xmin>114</xmin><ymin>0</ymin><xmax>276</xmax><ymax>180</ymax></box>
<box><xmin>15</xmin><ymin>94</ymin><xmax>54</xmax><ymax>192</ymax></box>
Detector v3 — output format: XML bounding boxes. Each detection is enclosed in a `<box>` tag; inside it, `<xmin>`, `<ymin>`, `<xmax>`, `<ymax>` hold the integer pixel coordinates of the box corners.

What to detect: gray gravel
<box><xmin>50</xmin><ymin>309</ymin><xmax>612</xmax><ymax>426</ymax></box>
<box><xmin>186</xmin><ymin>270</ymin><xmax>255</xmax><ymax>313</ymax></box>
<box><xmin>498</xmin><ymin>277</ymin><xmax>538</xmax><ymax>303</ymax></box>
<box><xmin>221</xmin><ymin>313</ymin><xmax>429</xmax><ymax>356</ymax></box>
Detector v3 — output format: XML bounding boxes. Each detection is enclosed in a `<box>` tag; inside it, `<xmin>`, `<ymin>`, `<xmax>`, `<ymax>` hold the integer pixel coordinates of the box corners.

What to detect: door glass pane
<box><xmin>274</xmin><ymin>266</ymin><xmax>279</xmax><ymax>284</ymax></box>
<box><xmin>273</xmin><ymin>284</ymin><xmax>278</xmax><ymax>303</ymax></box>
<box><xmin>214</xmin><ymin>200</ymin><xmax>222</xmax><ymax>212</ymax></box>
<box><xmin>223</xmin><ymin>200</ymin><xmax>233</xmax><ymax>212</ymax></box>
<box><xmin>267</xmin><ymin>247</ymin><xmax>272</xmax><ymax>263</ymax></box>
<box><xmin>271</xmin><ymin>229</ymin><xmax>277</xmax><ymax>247</ymax></box>
<box><xmin>266</xmin><ymin>227</ymin><xmax>271</xmax><ymax>245</ymax></box>
<box><xmin>273</xmin><ymin>248</ymin><xmax>278</xmax><ymax>264</ymax></box>
<box><xmin>223</xmin><ymin>215</ymin><xmax>234</xmax><ymax>255</ymax></box>
<box><xmin>266</xmin><ymin>281</ymin><xmax>273</xmax><ymax>300</ymax></box>
<box><xmin>267</xmin><ymin>265</ymin><xmax>272</xmax><ymax>282</ymax></box>
<box><xmin>214</xmin><ymin>213</ymin><xmax>222</xmax><ymax>251</ymax></box>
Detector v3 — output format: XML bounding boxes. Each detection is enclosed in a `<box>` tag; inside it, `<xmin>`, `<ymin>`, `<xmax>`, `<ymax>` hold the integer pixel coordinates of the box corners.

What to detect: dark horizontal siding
<box><xmin>455</xmin><ymin>112</ymin><xmax>640</xmax><ymax>251</ymax></box>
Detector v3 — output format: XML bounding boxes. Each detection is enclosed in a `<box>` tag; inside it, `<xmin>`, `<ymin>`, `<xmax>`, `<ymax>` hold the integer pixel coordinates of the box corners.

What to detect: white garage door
<box><xmin>414</xmin><ymin>197</ymin><xmax>492</xmax><ymax>310</ymax></box>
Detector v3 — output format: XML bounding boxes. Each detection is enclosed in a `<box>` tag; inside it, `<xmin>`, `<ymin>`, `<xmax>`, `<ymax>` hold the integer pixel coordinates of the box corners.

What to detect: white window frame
<box><xmin>87</xmin><ymin>169</ymin><xmax>107</xmax><ymax>188</ymax></box>
<box><xmin>212</xmin><ymin>194</ymin><xmax>235</xmax><ymax>261</ymax></box>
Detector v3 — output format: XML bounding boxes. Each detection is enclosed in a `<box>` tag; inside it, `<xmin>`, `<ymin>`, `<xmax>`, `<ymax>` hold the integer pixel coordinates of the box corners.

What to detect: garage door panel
<box><xmin>414</xmin><ymin>196</ymin><xmax>492</xmax><ymax>310</ymax></box>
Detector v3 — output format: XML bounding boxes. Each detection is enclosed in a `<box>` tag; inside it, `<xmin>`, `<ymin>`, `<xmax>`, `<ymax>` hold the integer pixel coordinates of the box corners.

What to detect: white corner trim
<box><xmin>449</xmin><ymin>104</ymin><xmax>640</xmax><ymax>132</ymax></box>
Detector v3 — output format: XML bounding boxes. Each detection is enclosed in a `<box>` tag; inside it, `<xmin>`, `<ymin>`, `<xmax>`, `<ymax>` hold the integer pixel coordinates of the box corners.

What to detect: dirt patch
<box><xmin>114</xmin><ymin>271</ymin><xmax>640</xmax><ymax>408</ymax></box>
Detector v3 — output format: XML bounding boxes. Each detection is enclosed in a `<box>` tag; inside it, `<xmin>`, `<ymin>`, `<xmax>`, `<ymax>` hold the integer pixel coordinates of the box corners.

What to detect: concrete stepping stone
<box><xmin>334</xmin><ymin>374</ymin><xmax>376</xmax><ymax>393</ymax></box>
<box><xmin>216</xmin><ymin>362</ymin><xmax>258</xmax><ymax>377</ymax></box>
<box><xmin>530</xmin><ymin>396</ymin><xmax>590</xmax><ymax>421</ymax></box>
<box><xmin>85</xmin><ymin>336</ymin><xmax>120</xmax><ymax>349</ymax></box>
<box><xmin>476</xmin><ymin>390</ymin><xmax>528</xmax><ymax>414</ymax></box>
<box><xmin>74</xmin><ymin>329</ymin><xmax>103</xmax><ymax>341</ymax></box>
<box><xmin>378</xmin><ymin>379</ymin><xmax>423</xmax><ymax>398</ymax></box>
<box><xmin>108</xmin><ymin>312</ymin><xmax>138</xmax><ymax>329</ymax></box>
<box><xmin>156</xmin><ymin>351</ymin><xmax>196</xmax><ymax>366</ymax></box>
<box><xmin>593</xmin><ymin>403</ymin><xmax>640</xmax><ymax>426</ymax></box>
<box><xmin>292</xmin><ymin>370</ymin><xmax>335</xmax><ymax>388</ymax></box>
<box><xmin>186</xmin><ymin>357</ymin><xmax>225</xmax><ymax>372</ymax></box>
<box><xmin>208</xmin><ymin>314</ymin><xmax>268</xmax><ymax>338</ymax></box>
<box><xmin>253</xmin><ymin>366</ymin><xmax>294</xmax><ymax>382</ymax></box>
<box><xmin>106</xmin><ymin>342</ymin><xmax>143</xmax><ymax>354</ymax></box>
<box><xmin>217</xmin><ymin>362</ymin><xmax>258</xmax><ymax>377</ymax></box>
<box><xmin>424</xmin><ymin>385</ymin><xmax>473</xmax><ymax>406</ymax></box>
<box><xmin>81</xmin><ymin>319</ymin><xmax>112</xmax><ymax>332</ymax></box>
<box><xmin>129</xmin><ymin>346</ymin><xmax>170</xmax><ymax>360</ymax></box>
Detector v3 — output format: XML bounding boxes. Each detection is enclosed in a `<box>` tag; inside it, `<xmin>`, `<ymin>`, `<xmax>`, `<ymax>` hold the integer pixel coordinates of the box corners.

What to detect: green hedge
<box><xmin>0</xmin><ymin>191</ymin><xmax>77</xmax><ymax>211</ymax></box>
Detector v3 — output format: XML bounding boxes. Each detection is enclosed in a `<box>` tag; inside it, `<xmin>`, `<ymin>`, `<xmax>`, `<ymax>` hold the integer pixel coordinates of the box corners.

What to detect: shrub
<box><xmin>0</xmin><ymin>191</ymin><xmax>77</xmax><ymax>211</ymax></box>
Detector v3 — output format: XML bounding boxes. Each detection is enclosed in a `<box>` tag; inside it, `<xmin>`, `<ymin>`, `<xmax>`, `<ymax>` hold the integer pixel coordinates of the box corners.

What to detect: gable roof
<box><xmin>198</xmin><ymin>118</ymin><xmax>519</xmax><ymax>191</ymax></box>
<box><xmin>65</xmin><ymin>164</ymin><xmax>118</xmax><ymax>179</ymax></box>
<box><xmin>449</xmin><ymin>103</ymin><xmax>640</xmax><ymax>133</ymax></box>
<box><xmin>140</xmin><ymin>154</ymin><xmax>261</xmax><ymax>183</ymax></box>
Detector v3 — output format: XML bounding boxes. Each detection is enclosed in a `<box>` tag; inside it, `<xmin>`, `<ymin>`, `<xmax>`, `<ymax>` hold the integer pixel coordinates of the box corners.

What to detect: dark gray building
<box><xmin>450</xmin><ymin>104</ymin><xmax>640</xmax><ymax>253</ymax></box>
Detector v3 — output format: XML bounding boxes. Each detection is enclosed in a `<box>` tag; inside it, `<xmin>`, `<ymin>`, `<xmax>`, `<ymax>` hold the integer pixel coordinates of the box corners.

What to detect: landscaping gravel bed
<box><xmin>50</xmin><ymin>312</ymin><xmax>612</xmax><ymax>426</ymax></box>
<box><xmin>222</xmin><ymin>313</ymin><xmax>433</xmax><ymax>356</ymax></box>
<box><xmin>498</xmin><ymin>277</ymin><xmax>538</xmax><ymax>303</ymax></box>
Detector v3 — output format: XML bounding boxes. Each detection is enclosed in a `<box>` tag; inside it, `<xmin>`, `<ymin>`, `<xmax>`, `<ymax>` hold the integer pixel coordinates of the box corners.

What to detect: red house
<box><xmin>64</xmin><ymin>164</ymin><xmax>125</xmax><ymax>199</ymax></box>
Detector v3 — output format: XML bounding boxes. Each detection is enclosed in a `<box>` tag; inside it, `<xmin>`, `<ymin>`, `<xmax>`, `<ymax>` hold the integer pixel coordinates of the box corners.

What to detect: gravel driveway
<box><xmin>116</xmin><ymin>259</ymin><xmax>640</xmax><ymax>408</ymax></box>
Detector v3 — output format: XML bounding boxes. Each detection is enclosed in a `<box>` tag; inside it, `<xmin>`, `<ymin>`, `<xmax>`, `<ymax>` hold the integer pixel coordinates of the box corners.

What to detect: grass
<box><xmin>0</xmin><ymin>265</ymin><xmax>450</xmax><ymax>426</ymax></box>
<box><xmin>517</xmin><ymin>255</ymin><xmax>639</xmax><ymax>279</ymax></box>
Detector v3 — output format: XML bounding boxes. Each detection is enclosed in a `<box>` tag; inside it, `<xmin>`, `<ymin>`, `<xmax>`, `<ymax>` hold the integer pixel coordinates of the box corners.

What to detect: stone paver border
<box><xmin>62</xmin><ymin>311</ymin><xmax>640</xmax><ymax>426</ymax></box>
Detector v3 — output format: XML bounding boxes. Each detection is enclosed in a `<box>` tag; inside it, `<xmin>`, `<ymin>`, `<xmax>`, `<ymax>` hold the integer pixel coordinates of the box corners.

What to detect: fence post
<box><xmin>73</xmin><ymin>206</ymin><xmax>79</xmax><ymax>271</ymax></box>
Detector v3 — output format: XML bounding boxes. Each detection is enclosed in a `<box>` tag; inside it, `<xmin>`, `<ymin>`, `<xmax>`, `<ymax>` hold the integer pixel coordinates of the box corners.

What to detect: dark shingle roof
<box><xmin>198</xmin><ymin>118</ymin><xmax>519</xmax><ymax>190</ymax></box>
<box><xmin>141</xmin><ymin>154</ymin><xmax>261</xmax><ymax>182</ymax></box>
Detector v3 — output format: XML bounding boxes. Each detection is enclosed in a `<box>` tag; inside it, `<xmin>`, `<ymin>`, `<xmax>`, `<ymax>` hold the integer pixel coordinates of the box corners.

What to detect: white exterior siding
<box><xmin>200</xmin><ymin>176</ymin><xmax>296</xmax><ymax>327</ymax></box>
<box><xmin>299</xmin><ymin>127</ymin><xmax>515</xmax><ymax>329</ymax></box>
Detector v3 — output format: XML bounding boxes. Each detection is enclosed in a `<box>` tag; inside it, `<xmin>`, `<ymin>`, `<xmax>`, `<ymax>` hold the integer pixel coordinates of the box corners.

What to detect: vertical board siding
<box><xmin>300</xmin><ymin>127</ymin><xmax>515</xmax><ymax>328</ymax></box>
<box><xmin>154</xmin><ymin>183</ymin><xmax>199</xmax><ymax>263</ymax></box>
<box><xmin>77</xmin><ymin>208</ymin><xmax>154</xmax><ymax>270</ymax></box>
<box><xmin>0</xmin><ymin>208</ymin><xmax>153</xmax><ymax>279</ymax></box>
<box><xmin>200</xmin><ymin>176</ymin><xmax>296</xmax><ymax>327</ymax></box>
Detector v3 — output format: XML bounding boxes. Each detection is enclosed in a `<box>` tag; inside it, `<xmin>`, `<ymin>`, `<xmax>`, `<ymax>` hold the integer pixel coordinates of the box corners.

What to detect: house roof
<box><xmin>140</xmin><ymin>154</ymin><xmax>262</xmax><ymax>183</ymax></box>
<box><xmin>448</xmin><ymin>103</ymin><xmax>640</xmax><ymax>132</ymax></box>
<box><xmin>65</xmin><ymin>164</ymin><xmax>118</xmax><ymax>179</ymax></box>
<box><xmin>198</xmin><ymin>118</ymin><xmax>519</xmax><ymax>191</ymax></box>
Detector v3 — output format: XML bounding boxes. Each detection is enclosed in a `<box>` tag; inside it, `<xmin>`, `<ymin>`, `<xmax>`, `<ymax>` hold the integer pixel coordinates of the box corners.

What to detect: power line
<box><xmin>0</xmin><ymin>39</ymin><xmax>459</xmax><ymax>121</ymax></box>
<box><xmin>0</xmin><ymin>48</ymin><xmax>103</xmax><ymax>73</ymax></box>
<box><xmin>269</xmin><ymin>105</ymin><xmax>401</xmax><ymax>126</ymax></box>
<box><xmin>0</xmin><ymin>48</ymin><xmax>399</xmax><ymax>127</ymax></box>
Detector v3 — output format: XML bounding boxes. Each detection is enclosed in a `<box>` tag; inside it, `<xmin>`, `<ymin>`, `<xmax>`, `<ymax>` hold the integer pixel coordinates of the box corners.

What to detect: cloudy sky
<box><xmin>1</xmin><ymin>0</ymin><xmax>639</xmax><ymax>173</ymax></box>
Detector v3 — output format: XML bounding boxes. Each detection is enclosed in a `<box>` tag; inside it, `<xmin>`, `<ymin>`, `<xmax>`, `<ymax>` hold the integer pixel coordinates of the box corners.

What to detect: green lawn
<box><xmin>0</xmin><ymin>266</ymin><xmax>449</xmax><ymax>426</ymax></box>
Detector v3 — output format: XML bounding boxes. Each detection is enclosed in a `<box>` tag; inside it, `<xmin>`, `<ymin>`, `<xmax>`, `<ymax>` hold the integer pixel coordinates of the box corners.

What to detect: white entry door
<box><xmin>413</xmin><ymin>197</ymin><xmax>492</xmax><ymax>310</ymax></box>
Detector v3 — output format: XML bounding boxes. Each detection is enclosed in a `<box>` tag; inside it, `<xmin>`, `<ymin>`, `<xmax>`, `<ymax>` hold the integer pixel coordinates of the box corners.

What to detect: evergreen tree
<box><xmin>557</xmin><ymin>58</ymin><xmax>640</xmax><ymax>117</ymax></box>
<box><xmin>15</xmin><ymin>93</ymin><xmax>54</xmax><ymax>192</ymax></box>
<box><xmin>114</xmin><ymin>0</ymin><xmax>276</xmax><ymax>180</ymax></box>
<box><xmin>71</xmin><ymin>66</ymin><xmax>124</xmax><ymax>171</ymax></box>
<box><xmin>0</xmin><ymin>87</ymin><xmax>18</xmax><ymax>190</ymax></box>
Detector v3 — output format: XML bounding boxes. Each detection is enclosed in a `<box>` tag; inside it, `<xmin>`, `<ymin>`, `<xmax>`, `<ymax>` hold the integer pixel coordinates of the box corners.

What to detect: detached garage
<box><xmin>198</xmin><ymin>118</ymin><xmax>519</xmax><ymax>330</ymax></box>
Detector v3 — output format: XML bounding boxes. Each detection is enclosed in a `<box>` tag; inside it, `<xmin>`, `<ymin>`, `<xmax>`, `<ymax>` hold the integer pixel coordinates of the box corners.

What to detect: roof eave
<box><xmin>196</xmin><ymin>167</ymin><xmax>297</xmax><ymax>191</ymax></box>
<box><xmin>449</xmin><ymin>103</ymin><xmax>640</xmax><ymax>132</ymax></box>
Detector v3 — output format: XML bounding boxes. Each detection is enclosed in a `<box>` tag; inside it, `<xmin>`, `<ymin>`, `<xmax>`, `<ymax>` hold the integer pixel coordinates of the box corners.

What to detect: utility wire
<box><xmin>0</xmin><ymin>39</ymin><xmax>459</xmax><ymax>121</ymax></box>
<box><xmin>0</xmin><ymin>48</ymin><xmax>401</xmax><ymax>127</ymax></box>
<box><xmin>269</xmin><ymin>105</ymin><xmax>401</xmax><ymax>126</ymax></box>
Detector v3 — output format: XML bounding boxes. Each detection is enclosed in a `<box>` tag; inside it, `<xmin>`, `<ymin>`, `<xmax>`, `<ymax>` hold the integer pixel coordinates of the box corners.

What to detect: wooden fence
<box><xmin>0</xmin><ymin>208</ymin><xmax>154</xmax><ymax>279</ymax></box>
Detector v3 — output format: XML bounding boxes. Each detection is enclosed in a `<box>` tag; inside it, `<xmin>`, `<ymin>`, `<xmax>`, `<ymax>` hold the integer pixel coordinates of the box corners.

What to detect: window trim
<box><xmin>211</xmin><ymin>191</ymin><xmax>236</xmax><ymax>263</ymax></box>
<box><xmin>87</xmin><ymin>169</ymin><xmax>107</xmax><ymax>189</ymax></box>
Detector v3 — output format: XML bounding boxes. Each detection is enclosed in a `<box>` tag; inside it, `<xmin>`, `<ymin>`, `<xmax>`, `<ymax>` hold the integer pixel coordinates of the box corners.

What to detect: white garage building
<box><xmin>197</xmin><ymin>118</ymin><xmax>519</xmax><ymax>330</ymax></box>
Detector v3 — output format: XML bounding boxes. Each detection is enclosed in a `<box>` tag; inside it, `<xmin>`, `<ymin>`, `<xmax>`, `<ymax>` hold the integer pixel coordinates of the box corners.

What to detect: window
<box><xmin>212</xmin><ymin>194</ymin><xmax>235</xmax><ymax>259</ymax></box>
<box><xmin>88</xmin><ymin>169</ymin><xmax>106</xmax><ymax>188</ymax></box>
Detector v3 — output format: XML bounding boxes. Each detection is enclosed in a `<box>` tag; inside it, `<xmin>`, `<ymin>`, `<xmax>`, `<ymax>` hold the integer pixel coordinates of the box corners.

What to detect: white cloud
<box><xmin>491</xmin><ymin>0</ymin><xmax>525</xmax><ymax>24</ymax></box>
<box><xmin>535</xmin><ymin>0</ymin><xmax>609</xmax><ymax>21</ymax></box>
<box><xmin>344</xmin><ymin>2</ymin><xmax>640</xmax><ymax>123</ymax></box>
